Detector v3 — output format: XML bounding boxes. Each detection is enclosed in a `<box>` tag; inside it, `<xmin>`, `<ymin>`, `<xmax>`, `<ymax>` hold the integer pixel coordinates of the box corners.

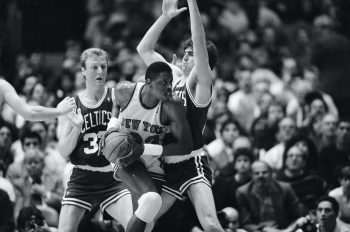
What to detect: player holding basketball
<box><xmin>0</xmin><ymin>79</ymin><xmax>75</xmax><ymax>121</ymax></box>
<box><xmin>137</xmin><ymin>0</ymin><xmax>223</xmax><ymax>231</ymax></box>
<box><xmin>100</xmin><ymin>61</ymin><xmax>193</xmax><ymax>232</ymax></box>
<box><xmin>57</xmin><ymin>48</ymin><xmax>133</xmax><ymax>232</ymax></box>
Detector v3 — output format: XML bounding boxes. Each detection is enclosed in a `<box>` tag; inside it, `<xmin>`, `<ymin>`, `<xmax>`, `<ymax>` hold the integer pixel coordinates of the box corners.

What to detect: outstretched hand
<box><xmin>67</xmin><ymin>108</ymin><xmax>83</xmax><ymax>129</ymax></box>
<box><xmin>57</xmin><ymin>97</ymin><xmax>76</xmax><ymax>115</ymax></box>
<box><xmin>162</xmin><ymin>0</ymin><xmax>187</xmax><ymax>19</ymax></box>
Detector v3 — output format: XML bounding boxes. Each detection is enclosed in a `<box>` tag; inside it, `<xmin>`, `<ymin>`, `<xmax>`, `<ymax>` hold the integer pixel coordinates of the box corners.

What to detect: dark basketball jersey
<box><xmin>172</xmin><ymin>78</ymin><xmax>210</xmax><ymax>151</ymax></box>
<box><xmin>69</xmin><ymin>87</ymin><xmax>113</xmax><ymax>167</ymax></box>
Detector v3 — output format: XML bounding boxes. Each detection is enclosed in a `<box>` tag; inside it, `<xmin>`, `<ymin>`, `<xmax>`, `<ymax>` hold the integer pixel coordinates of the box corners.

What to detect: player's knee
<box><xmin>135</xmin><ymin>192</ymin><xmax>162</xmax><ymax>223</ymax></box>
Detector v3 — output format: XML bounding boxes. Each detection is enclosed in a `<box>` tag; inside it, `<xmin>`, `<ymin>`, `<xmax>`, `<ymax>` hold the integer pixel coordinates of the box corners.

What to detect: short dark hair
<box><xmin>234</xmin><ymin>147</ymin><xmax>254</xmax><ymax>163</ymax></box>
<box><xmin>20</xmin><ymin>130</ymin><xmax>42</xmax><ymax>145</ymax></box>
<box><xmin>316</xmin><ymin>196</ymin><xmax>339</xmax><ymax>214</ymax></box>
<box><xmin>183</xmin><ymin>38</ymin><xmax>218</xmax><ymax>70</ymax></box>
<box><xmin>17</xmin><ymin>206</ymin><xmax>45</xmax><ymax>231</ymax></box>
<box><xmin>304</xmin><ymin>91</ymin><xmax>328</xmax><ymax>111</ymax></box>
<box><xmin>220</xmin><ymin>118</ymin><xmax>242</xmax><ymax>135</ymax></box>
<box><xmin>145</xmin><ymin>61</ymin><xmax>172</xmax><ymax>81</ymax></box>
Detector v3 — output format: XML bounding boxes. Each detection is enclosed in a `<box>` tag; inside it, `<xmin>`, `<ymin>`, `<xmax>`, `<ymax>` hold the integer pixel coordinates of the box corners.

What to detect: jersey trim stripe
<box><xmin>120</xmin><ymin>83</ymin><xmax>137</xmax><ymax>112</ymax></box>
<box><xmin>100</xmin><ymin>189</ymin><xmax>130</xmax><ymax>213</ymax></box>
<box><xmin>62</xmin><ymin>197</ymin><xmax>92</xmax><ymax>211</ymax></box>
<box><xmin>74</xmin><ymin>164</ymin><xmax>112</xmax><ymax>172</ymax></box>
<box><xmin>179</xmin><ymin>175</ymin><xmax>212</xmax><ymax>193</ymax></box>
<box><xmin>185</xmin><ymin>79</ymin><xmax>212</xmax><ymax>108</ymax></box>
<box><xmin>77</xmin><ymin>87</ymin><xmax>108</xmax><ymax>109</ymax></box>
<box><xmin>162</xmin><ymin>185</ymin><xmax>183</xmax><ymax>200</ymax></box>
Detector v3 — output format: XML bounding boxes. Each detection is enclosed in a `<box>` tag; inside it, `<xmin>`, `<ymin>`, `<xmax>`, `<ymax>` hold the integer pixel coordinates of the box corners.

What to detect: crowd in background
<box><xmin>1</xmin><ymin>0</ymin><xmax>350</xmax><ymax>231</ymax></box>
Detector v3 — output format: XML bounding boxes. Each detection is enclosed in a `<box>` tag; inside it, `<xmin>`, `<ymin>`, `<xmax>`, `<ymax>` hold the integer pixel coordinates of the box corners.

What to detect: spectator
<box><xmin>0</xmin><ymin>121</ymin><xmax>14</xmax><ymax>172</ymax></box>
<box><xmin>292</xmin><ymin>196</ymin><xmax>348</xmax><ymax>232</ymax></box>
<box><xmin>261</xmin><ymin>117</ymin><xmax>297</xmax><ymax>171</ymax></box>
<box><xmin>276</xmin><ymin>138</ymin><xmax>325</xmax><ymax>210</ymax></box>
<box><xmin>206</xmin><ymin>118</ymin><xmax>242</xmax><ymax>174</ymax></box>
<box><xmin>17</xmin><ymin>206</ymin><xmax>55</xmax><ymax>232</ymax></box>
<box><xmin>217</xmin><ymin>207</ymin><xmax>247</xmax><ymax>232</ymax></box>
<box><xmin>236</xmin><ymin>161</ymin><xmax>304</xmax><ymax>232</ymax></box>
<box><xmin>329</xmin><ymin>165</ymin><xmax>350</xmax><ymax>227</ymax></box>
<box><xmin>319</xmin><ymin>118</ymin><xmax>350</xmax><ymax>188</ymax></box>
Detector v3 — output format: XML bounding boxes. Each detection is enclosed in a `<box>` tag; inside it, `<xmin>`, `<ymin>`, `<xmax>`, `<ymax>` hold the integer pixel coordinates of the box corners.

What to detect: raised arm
<box><xmin>1</xmin><ymin>80</ymin><xmax>75</xmax><ymax>120</ymax></box>
<box><xmin>57</xmin><ymin>109</ymin><xmax>83</xmax><ymax>159</ymax></box>
<box><xmin>187</xmin><ymin>0</ymin><xmax>213</xmax><ymax>104</ymax></box>
<box><xmin>137</xmin><ymin>0</ymin><xmax>186</xmax><ymax>67</ymax></box>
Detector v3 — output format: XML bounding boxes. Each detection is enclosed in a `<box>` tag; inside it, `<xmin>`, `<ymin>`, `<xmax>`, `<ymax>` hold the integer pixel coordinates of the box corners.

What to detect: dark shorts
<box><xmin>163</xmin><ymin>155</ymin><xmax>212</xmax><ymax>199</ymax></box>
<box><xmin>62</xmin><ymin>167</ymin><xmax>130</xmax><ymax>213</ymax></box>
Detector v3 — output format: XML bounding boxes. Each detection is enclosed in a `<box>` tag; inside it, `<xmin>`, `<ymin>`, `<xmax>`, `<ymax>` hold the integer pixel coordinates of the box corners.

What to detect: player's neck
<box><xmin>83</xmin><ymin>85</ymin><xmax>105</xmax><ymax>102</ymax></box>
<box><xmin>141</xmin><ymin>86</ymin><xmax>159</xmax><ymax>108</ymax></box>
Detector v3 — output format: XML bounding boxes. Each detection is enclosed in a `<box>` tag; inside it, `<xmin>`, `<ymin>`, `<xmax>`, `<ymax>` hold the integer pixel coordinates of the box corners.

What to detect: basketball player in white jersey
<box><xmin>57</xmin><ymin>48</ymin><xmax>133</xmax><ymax>232</ymax></box>
<box><xmin>0</xmin><ymin>78</ymin><xmax>75</xmax><ymax>121</ymax></box>
<box><xmin>136</xmin><ymin>0</ymin><xmax>223</xmax><ymax>231</ymax></box>
<box><xmin>101</xmin><ymin>61</ymin><xmax>193</xmax><ymax>232</ymax></box>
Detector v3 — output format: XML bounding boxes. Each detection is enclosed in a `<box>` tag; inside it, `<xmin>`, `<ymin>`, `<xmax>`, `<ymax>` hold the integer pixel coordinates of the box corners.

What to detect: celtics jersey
<box><xmin>70</xmin><ymin>87</ymin><xmax>113</xmax><ymax>167</ymax></box>
<box><xmin>164</xmin><ymin>78</ymin><xmax>211</xmax><ymax>163</ymax></box>
<box><xmin>119</xmin><ymin>82</ymin><xmax>168</xmax><ymax>174</ymax></box>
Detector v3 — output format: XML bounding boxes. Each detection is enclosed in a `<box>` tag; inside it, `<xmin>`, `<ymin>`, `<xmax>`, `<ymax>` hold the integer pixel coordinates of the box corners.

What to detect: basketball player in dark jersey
<box><xmin>103</xmin><ymin>61</ymin><xmax>193</xmax><ymax>232</ymax></box>
<box><xmin>137</xmin><ymin>0</ymin><xmax>223</xmax><ymax>231</ymax></box>
<box><xmin>57</xmin><ymin>48</ymin><xmax>133</xmax><ymax>232</ymax></box>
<box><xmin>0</xmin><ymin>79</ymin><xmax>75</xmax><ymax>121</ymax></box>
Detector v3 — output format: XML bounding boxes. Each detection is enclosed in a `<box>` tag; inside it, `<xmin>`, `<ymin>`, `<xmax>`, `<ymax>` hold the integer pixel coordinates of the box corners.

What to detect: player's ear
<box><xmin>81</xmin><ymin>67</ymin><xmax>86</xmax><ymax>77</ymax></box>
<box><xmin>146</xmin><ymin>79</ymin><xmax>151</xmax><ymax>86</ymax></box>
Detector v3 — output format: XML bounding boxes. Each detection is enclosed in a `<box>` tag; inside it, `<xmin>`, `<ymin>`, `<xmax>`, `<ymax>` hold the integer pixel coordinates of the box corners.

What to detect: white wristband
<box><xmin>142</xmin><ymin>144</ymin><xmax>163</xmax><ymax>156</ymax></box>
<box><xmin>107</xmin><ymin>117</ymin><xmax>119</xmax><ymax>130</ymax></box>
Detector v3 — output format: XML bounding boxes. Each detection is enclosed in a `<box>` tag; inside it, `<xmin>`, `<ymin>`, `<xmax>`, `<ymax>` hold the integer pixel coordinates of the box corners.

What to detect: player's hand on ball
<box><xmin>162</xmin><ymin>0</ymin><xmax>187</xmax><ymax>19</ymax></box>
<box><xmin>118</xmin><ymin>136</ymin><xmax>145</xmax><ymax>167</ymax></box>
<box><xmin>67</xmin><ymin>108</ymin><xmax>83</xmax><ymax>129</ymax></box>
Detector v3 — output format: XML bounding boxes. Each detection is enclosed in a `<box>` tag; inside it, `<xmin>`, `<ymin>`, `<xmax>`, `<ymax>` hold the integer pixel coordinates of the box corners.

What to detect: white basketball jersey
<box><xmin>119</xmin><ymin>82</ymin><xmax>167</xmax><ymax>174</ymax></box>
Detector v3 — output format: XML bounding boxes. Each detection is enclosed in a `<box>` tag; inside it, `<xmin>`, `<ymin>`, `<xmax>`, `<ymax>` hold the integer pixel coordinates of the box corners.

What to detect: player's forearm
<box><xmin>58</xmin><ymin>127</ymin><xmax>80</xmax><ymax>159</ymax></box>
<box><xmin>136</xmin><ymin>15</ymin><xmax>171</xmax><ymax>62</ymax></box>
<box><xmin>21</xmin><ymin>105</ymin><xmax>64</xmax><ymax>121</ymax></box>
<box><xmin>187</xmin><ymin>0</ymin><xmax>209</xmax><ymax>67</ymax></box>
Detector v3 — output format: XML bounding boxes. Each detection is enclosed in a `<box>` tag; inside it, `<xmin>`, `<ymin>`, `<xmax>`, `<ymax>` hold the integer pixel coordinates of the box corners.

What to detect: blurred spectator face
<box><xmin>285</xmin><ymin>146</ymin><xmax>306</xmax><ymax>172</ymax></box>
<box><xmin>339</xmin><ymin>167</ymin><xmax>350</xmax><ymax>196</ymax></box>
<box><xmin>336</xmin><ymin>121</ymin><xmax>350</xmax><ymax>147</ymax></box>
<box><xmin>267</xmin><ymin>104</ymin><xmax>284</xmax><ymax>126</ymax></box>
<box><xmin>29</xmin><ymin>122</ymin><xmax>47</xmax><ymax>148</ymax></box>
<box><xmin>310</xmin><ymin>99</ymin><xmax>327</xmax><ymax>118</ymax></box>
<box><xmin>46</xmin><ymin>120</ymin><xmax>57</xmax><ymax>142</ymax></box>
<box><xmin>282</xmin><ymin>58</ymin><xmax>297</xmax><ymax>75</ymax></box>
<box><xmin>0</xmin><ymin>125</ymin><xmax>12</xmax><ymax>149</ymax></box>
<box><xmin>238</xmin><ymin>55</ymin><xmax>254</xmax><ymax>70</ymax></box>
<box><xmin>236</xmin><ymin>70</ymin><xmax>252</xmax><ymax>92</ymax></box>
<box><xmin>252</xmin><ymin>81</ymin><xmax>269</xmax><ymax>102</ymax></box>
<box><xmin>221</xmin><ymin>207</ymin><xmax>240</xmax><ymax>232</ymax></box>
<box><xmin>304</xmin><ymin>67</ymin><xmax>320</xmax><ymax>90</ymax></box>
<box><xmin>321</xmin><ymin>114</ymin><xmax>338</xmax><ymax>137</ymax></box>
<box><xmin>296</xmin><ymin>28</ymin><xmax>310</xmax><ymax>45</ymax></box>
<box><xmin>291</xmin><ymin>79</ymin><xmax>312</xmax><ymax>104</ymax></box>
<box><xmin>24</xmin><ymin>150</ymin><xmax>44</xmax><ymax>180</ymax></box>
<box><xmin>262</xmin><ymin>27</ymin><xmax>276</xmax><ymax>44</ymax></box>
<box><xmin>23</xmin><ymin>76</ymin><xmax>38</xmax><ymax>96</ymax></box>
<box><xmin>252</xmin><ymin>117</ymin><xmax>270</xmax><ymax>138</ymax></box>
<box><xmin>278</xmin><ymin>117</ymin><xmax>296</xmax><ymax>142</ymax></box>
<box><xmin>29</xmin><ymin>53</ymin><xmax>44</xmax><ymax>68</ymax></box>
<box><xmin>234</xmin><ymin>155</ymin><xmax>251</xmax><ymax>174</ymax></box>
<box><xmin>252</xmin><ymin>161</ymin><xmax>272</xmax><ymax>187</ymax></box>
<box><xmin>221</xmin><ymin>122</ymin><xmax>240</xmax><ymax>145</ymax></box>
<box><xmin>22</xmin><ymin>137</ymin><xmax>40</xmax><ymax>152</ymax></box>
<box><xmin>257</xmin><ymin>92</ymin><xmax>273</xmax><ymax>116</ymax></box>
<box><xmin>31</xmin><ymin>83</ymin><xmax>45</xmax><ymax>104</ymax></box>
<box><xmin>316</xmin><ymin>201</ymin><xmax>337</xmax><ymax>227</ymax></box>
<box><xmin>61</xmin><ymin>74</ymin><xmax>74</xmax><ymax>93</ymax></box>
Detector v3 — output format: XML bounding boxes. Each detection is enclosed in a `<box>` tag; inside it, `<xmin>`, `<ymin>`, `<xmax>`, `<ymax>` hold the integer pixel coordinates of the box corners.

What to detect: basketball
<box><xmin>102</xmin><ymin>131</ymin><xmax>132</xmax><ymax>163</ymax></box>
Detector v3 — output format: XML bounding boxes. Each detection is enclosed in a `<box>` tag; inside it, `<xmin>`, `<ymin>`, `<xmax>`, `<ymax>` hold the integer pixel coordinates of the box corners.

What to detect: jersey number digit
<box><xmin>83</xmin><ymin>132</ymin><xmax>104</xmax><ymax>154</ymax></box>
